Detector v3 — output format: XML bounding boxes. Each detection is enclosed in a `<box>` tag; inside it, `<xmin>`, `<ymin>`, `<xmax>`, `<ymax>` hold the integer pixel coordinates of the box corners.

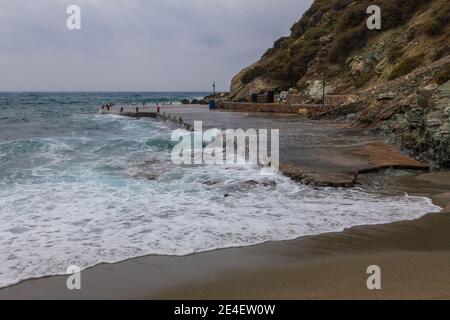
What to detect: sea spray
<box><xmin>0</xmin><ymin>92</ymin><xmax>441</xmax><ymax>288</ymax></box>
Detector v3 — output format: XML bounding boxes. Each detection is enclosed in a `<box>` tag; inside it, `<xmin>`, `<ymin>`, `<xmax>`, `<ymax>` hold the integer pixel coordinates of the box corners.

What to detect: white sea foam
<box><xmin>0</xmin><ymin>114</ymin><xmax>442</xmax><ymax>288</ymax></box>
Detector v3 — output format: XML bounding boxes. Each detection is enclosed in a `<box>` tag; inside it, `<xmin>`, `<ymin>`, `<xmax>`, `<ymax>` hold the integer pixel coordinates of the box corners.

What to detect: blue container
<box><xmin>208</xmin><ymin>100</ymin><xmax>216</xmax><ymax>110</ymax></box>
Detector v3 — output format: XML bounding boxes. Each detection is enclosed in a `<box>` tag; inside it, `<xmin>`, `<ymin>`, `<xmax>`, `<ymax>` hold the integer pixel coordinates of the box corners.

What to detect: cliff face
<box><xmin>229</xmin><ymin>0</ymin><xmax>450</xmax><ymax>101</ymax></box>
<box><xmin>229</xmin><ymin>0</ymin><xmax>450</xmax><ymax>168</ymax></box>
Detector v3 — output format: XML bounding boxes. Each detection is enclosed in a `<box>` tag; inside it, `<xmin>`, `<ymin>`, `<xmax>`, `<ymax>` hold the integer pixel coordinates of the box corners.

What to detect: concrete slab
<box><xmin>101</xmin><ymin>105</ymin><xmax>430</xmax><ymax>187</ymax></box>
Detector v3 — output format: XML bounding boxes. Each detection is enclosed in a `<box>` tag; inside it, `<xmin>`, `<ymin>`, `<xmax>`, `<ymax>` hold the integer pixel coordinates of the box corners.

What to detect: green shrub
<box><xmin>374</xmin><ymin>1</ymin><xmax>412</xmax><ymax>30</ymax></box>
<box><xmin>288</xmin><ymin>26</ymin><xmax>327</xmax><ymax>59</ymax></box>
<box><xmin>273</xmin><ymin>37</ymin><xmax>293</xmax><ymax>50</ymax></box>
<box><xmin>432</xmin><ymin>45</ymin><xmax>450</xmax><ymax>61</ymax></box>
<box><xmin>262</xmin><ymin>37</ymin><xmax>294</xmax><ymax>59</ymax></box>
<box><xmin>423</xmin><ymin>19</ymin><xmax>446</xmax><ymax>36</ymax></box>
<box><xmin>329</xmin><ymin>0</ymin><xmax>354</xmax><ymax>11</ymax></box>
<box><xmin>388</xmin><ymin>54</ymin><xmax>425</xmax><ymax>80</ymax></box>
<box><xmin>326</xmin><ymin>0</ymin><xmax>429</xmax><ymax>63</ymax></box>
<box><xmin>303</xmin><ymin>25</ymin><xmax>330</xmax><ymax>41</ymax></box>
<box><xmin>433</xmin><ymin>65</ymin><xmax>450</xmax><ymax>85</ymax></box>
<box><xmin>290</xmin><ymin>20</ymin><xmax>308</xmax><ymax>38</ymax></box>
<box><xmin>354</xmin><ymin>72</ymin><xmax>375</xmax><ymax>88</ymax></box>
<box><xmin>289</xmin><ymin>1</ymin><xmax>321</xmax><ymax>37</ymax></box>
<box><xmin>360</xmin><ymin>112</ymin><xmax>375</xmax><ymax>124</ymax></box>
<box><xmin>261</xmin><ymin>51</ymin><xmax>295</xmax><ymax>84</ymax></box>
<box><xmin>328</xmin><ymin>25</ymin><xmax>368</xmax><ymax>63</ymax></box>
<box><xmin>241</xmin><ymin>0</ymin><xmax>432</xmax><ymax>85</ymax></box>
<box><xmin>420</xmin><ymin>1</ymin><xmax>450</xmax><ymax>36</ymax></box>
<box><xmin>387</xmin><ymin>47</ymin><xmax>405</xmax><ymax>63</ymax></box>
<box><xmin>241</xmin><ymin>65</ymin><xmax>265</xmax><ymax>84</ymax></box>
<box><xmin>289</xmin><ymin>36</ymin><xmax>320</xmax><ymax>59</ymax></box>
<box><xmin>338</xmin><ymin>3</ymin><xmax>367</xmax><ymax>29</ymax></box>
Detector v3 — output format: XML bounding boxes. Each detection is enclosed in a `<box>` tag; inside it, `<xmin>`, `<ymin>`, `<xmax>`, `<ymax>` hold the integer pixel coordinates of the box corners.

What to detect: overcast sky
<box><xmin>0</xmin><ymin>0</ymin><xmax>312</xmax><ymax>91</ymax></box>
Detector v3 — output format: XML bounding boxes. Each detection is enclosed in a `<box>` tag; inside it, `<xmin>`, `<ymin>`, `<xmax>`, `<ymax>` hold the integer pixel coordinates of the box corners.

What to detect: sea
<box><xmin>0</xmin><ymin>92</ymin><xmax>441</xmax><ymax>288</ymax></box>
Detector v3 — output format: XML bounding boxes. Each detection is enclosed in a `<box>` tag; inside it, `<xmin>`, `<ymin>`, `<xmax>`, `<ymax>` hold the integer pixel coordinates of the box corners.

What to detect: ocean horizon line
<box><xmin>0</xmin><ymin>90</ymin><xmax>212</xmax><ymax>94</ymax></box>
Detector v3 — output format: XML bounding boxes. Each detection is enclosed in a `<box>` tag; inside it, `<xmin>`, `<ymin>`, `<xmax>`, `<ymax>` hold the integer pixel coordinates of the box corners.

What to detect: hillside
<box><xmin>228</xmin><ymin>0</ymin><xmax>450</xmax><ymax>168</ymax></box>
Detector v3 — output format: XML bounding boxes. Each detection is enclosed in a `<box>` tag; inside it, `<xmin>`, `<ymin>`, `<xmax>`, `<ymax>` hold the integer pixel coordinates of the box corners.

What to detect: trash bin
<box><xmin>267</xmin><ymin>91</ymin><xmax>275</xmax><ymax>103</ymax></box>
<box><xmin>208</xmin><ymin>100</ymin><xmax>216</xmax><ymax>110</ymax></box>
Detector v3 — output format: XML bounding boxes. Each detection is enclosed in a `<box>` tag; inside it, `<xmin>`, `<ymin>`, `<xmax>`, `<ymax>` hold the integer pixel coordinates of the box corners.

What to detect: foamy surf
<box><xmin>0</xmin><ymin>93</ymin><xmax>442</xmax><ymax>288</ymax></box>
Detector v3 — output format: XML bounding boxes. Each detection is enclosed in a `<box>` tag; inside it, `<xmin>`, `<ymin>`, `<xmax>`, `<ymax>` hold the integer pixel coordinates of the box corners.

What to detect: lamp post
<box><xmin>322</xmin><ymin>77</ymin><xmax>326</xmax><ymax>109</ymax></box>
<box><xmin>209</xmin><ymin>82</ymin><xmax>217</xmax><ymax>110</ymax></box>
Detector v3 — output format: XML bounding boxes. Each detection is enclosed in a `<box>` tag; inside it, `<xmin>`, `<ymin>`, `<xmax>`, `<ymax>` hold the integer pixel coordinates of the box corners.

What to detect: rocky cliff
<box><xmin>229</xmin><ymin>0</ymin><xmax>450</xmax><ymax>168</ymax></box>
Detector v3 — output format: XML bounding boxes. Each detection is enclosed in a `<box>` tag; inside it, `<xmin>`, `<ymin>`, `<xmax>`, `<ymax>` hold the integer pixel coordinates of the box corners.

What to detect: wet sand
<box><xmin>1</xmin><ymin>106</ymin><xmax>449</xmax><ymax>300</ymax></box>
<box><xmin>154</xmin><ymin>172</ymin><xmax>450</xmax><ymax>300</ymax></box>
<box><xmin>1</xmin><ymin>208</ymin><xmax>449</xmax><ymax>299</ymax></box>
<box><xmin>1</xmin><ymin>171</ymin><xmax>449</xmax><ymax>299</ymax></box>
<box><xmin>155</xmin><ymin>251</ymin><xmax>450</xmax><ymax>300</ymax></box>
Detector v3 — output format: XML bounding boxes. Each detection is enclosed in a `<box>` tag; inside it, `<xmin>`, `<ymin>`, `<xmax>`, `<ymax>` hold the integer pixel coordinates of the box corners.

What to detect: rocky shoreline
<box><xmin>220</xmin><ymin>0</ymin><xmax>450</xmax><ymax>171</ymax></box>
<box><xmin>211</xmin><ymin>56</ymin><xmax>450</xmax><ymax>171</ymax></box>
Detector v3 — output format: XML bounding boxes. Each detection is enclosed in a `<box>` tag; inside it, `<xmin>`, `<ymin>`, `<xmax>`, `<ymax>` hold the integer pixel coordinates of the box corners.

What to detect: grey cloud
<box><xmin>0</xmin><ymin>0</ymin><xmax>313</xmax><ymax>91</ymax></box>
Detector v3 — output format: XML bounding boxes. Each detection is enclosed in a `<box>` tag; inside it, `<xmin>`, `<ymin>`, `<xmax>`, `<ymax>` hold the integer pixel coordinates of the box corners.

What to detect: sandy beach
<box><xmin>1</xmin><ymin>104</ymin><xmax>449</xmax><ymax>300</ymax></box>
<box><xmin>154</xmin><ymin>172</ymin><xmax>450</xmax><ymax>300</ymax></box>
<box><xmin>0</xmin><ymin>106</ymin><xmax>450</xmax><ymax>299</ymax></box>
<box><xmin>2</xmin><ymin>0</ymin><xmax>450</xmax><ymax>302</ymax></box>
<box><xmin>153</xmin><ymin>171</ymin><xmax>450</xmax><ymax>300</ymax></box>
<box><xmin>0</xmin><ymin>193</ymin><xmax>449</xmax><ymax>299</ymax></box>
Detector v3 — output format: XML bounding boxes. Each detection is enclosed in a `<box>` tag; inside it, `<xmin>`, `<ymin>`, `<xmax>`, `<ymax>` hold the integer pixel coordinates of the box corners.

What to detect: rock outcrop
<box><xmin>227</xmin><ymin>0</ymin><xmax>450</xmax><ymax>168</ymax></box>
<box><xmin>230</xmin><ymin>0</ymin><xmax>449</xmax><ymax>98</ymax></box>
<box><xmin>350</xmin><ymin>56</ymin><xmax>450</xmax><ymax>168</ymax></box>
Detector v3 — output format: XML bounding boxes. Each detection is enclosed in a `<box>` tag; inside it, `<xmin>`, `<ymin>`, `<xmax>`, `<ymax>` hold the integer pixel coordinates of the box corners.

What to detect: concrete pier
<box><xmin>98</xmin><ymin>105</ymin><xmax>157</xmax><ymax>118</ymax></box>
<box><xmin>99</xmin><ymin>104</ymin><xmax>429</xmax><ymax>187</ymax></box>
<box><xmin>99</xmin><ymin>105</ymin><xmax>193</xmax><ymax>130</ymax></box>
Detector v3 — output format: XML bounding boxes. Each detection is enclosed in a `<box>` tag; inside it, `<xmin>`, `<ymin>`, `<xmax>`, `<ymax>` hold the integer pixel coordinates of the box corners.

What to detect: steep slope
<box><xmin>229</xmin><ymin>0</ymin><xmax>450</xmax><ymax>101</ymax></box>
<box><xmin>228</xmin><ymin>0</ymin><xmax>450</xmax><ymax>168</ymax></box>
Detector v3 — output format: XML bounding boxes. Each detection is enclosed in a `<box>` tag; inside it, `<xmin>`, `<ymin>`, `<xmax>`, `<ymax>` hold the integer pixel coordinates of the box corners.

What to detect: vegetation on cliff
<box><xmin>231</xmin><ymin>0</ymin><xmax>450</xmax><ymax>100</ymax></box>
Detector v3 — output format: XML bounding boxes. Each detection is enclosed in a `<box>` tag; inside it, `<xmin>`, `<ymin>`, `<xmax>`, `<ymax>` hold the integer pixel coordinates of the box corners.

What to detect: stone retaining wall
<box><xmin>325</xmin><ymin>95</ymin><xmax>358</xmax><ymax>106</ymax></box>
<box><xmin>284</xmin><ymin>94</ymin><xmax>357</xmax><ymax>105</ymax></box>
<box><xmin>216</xmin><ymin>102</ymin><xmax>323</xmax><ymax>114</ymax></box>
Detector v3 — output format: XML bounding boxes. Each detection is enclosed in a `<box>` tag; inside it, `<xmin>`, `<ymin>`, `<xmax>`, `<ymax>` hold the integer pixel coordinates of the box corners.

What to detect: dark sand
<box><xmin>1</xmin><ymin>106</ymin><xmax>449</xmax><ymax>300</ymax></box>
<box><xmin>153</xmin><ymin>171</ymin><xmax>450</xmax><ymax>300</ymax></box>
<box><xmin>1</xmin><ymin>202</ymin><xmax>449</xmax><ymax>299</ymax></box>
